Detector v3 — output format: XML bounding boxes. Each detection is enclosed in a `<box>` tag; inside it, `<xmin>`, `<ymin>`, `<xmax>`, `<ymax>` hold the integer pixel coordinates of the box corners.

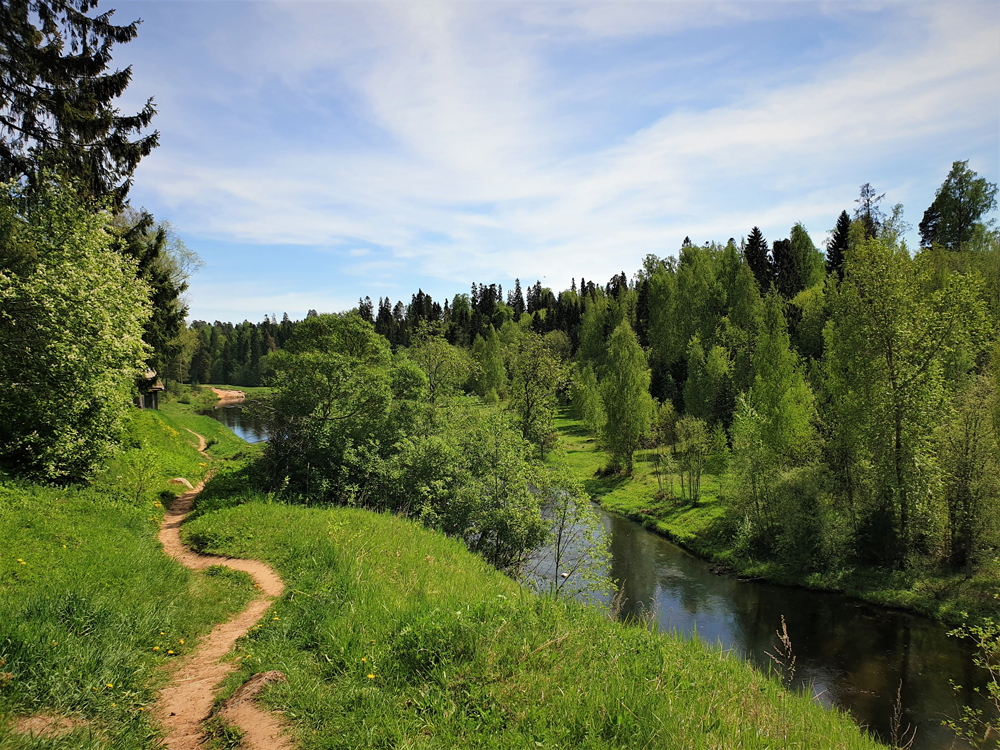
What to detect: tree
<box><xmin>824</xmin><ymin>228</ymin><xmax>991</xmax><ymax>562</ymax></box>
<box><xmin>771</xmin><ymin>238</ymin><xmax>801</xmax><ymax>299</ymax></box>
<box><xmin>471</xmin><ymin>325</ymin><xmax>506</xmax><ymax>400</ymax></box>
<box><xmin>854</xmin><ymin>183</ymin><xmax>885</xmax><ymax>239</ymax></box>
<box><xmin>529</xmin><ymin>460</ymin><xmax>612</xmax><ymax>600</ymax></box>
<box><xmin>826</xmin><ymin>210</ymin><xmax>851</xmax><ymax>280</ymax></box>
<box><xmin>676</xmin><ymin>415</ymin><xmax>709</xmax><ymax>504</ymax></box>
<box><xmin>571</xmin><ymin>363</ymin><xmax>605</xmax><ymax>436</ymax></box>
<box><xmin>0</xmin><ymin>177</ymin><xmax>150</xmax><ymax>480</ymax></box>
<box><xmin>110</xmin><ymin>209</ymin><xmax>196</xmax><ymax>375</ymax></box>
<box><xmin>407</xmin><ymin>323</ymin><xmax>472</xmax><ymax>402</ymax></box>
<box><xmin>508</xmin><ymin>331</ymin><xmax>564</xmax><ymax>457</ymax></box>
<box><xmin>0</xmin><ymin>0</ymin><xmax>158</xmax><ymax>207</ymax></box>
<box><xmin>939</xmin><ymin>374</ymin><xmax>1000</xmax><ymax>573</ymax></box>
<box><xmin>744</xmin><ymin>226</ymin><xmax>771</xmax><ymax>293</ymax></box>
<box><xmin>600</xmin><ymin>321</ymin><xmax>653</xmax><ymax>474</ymax></box>
<box><xmin>920</xmin><ymin>160</ymin><xmax>998</xmax><ymax>250</ymax></box>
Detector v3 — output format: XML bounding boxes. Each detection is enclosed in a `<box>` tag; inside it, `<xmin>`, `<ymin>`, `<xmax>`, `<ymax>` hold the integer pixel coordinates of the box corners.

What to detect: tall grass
<box><xmin>182</xmin><ymin>497</ymin><xmax>885</xmax><ymax>749</ymax></box>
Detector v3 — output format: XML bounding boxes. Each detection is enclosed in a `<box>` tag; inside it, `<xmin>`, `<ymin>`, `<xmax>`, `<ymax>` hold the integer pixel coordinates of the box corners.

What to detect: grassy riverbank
<box><xmin>0</xmin><ymin>408</ymin><xmax>257</xmax><ymax>747</ymax></box>
<box><xmin>553</xmin><ymin>410</ymin><xmax>1000</xmax><ymax>627</ymax></box>
<box><xmin>183</xmin><ymin>470</ymin><xmax>884</xmax><ymax>749</ymax></box>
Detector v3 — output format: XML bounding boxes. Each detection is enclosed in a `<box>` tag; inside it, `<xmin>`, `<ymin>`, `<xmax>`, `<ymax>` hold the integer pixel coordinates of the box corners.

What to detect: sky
<box><xmin>114</xmin><ymin>0</ymin><xmax>1000</xmax><ymax>324</ymax></box>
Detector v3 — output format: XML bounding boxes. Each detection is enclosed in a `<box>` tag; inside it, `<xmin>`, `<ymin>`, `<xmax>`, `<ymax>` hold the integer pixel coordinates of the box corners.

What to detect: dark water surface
<box><xmin>536</xmin><ymin>509</ymin><xmax>997</xmax><ymax>749</ymax></box>
<box><xmin>199</xmin><ymin>403</ymin><xmax>267</xmax><ymax>443</ymax></box>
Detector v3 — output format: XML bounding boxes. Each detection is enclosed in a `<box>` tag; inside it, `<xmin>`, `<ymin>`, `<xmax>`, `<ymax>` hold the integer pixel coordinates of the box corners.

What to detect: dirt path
<box><xmin>155</xmin><ymin>434</ymin><xmax>292</xmax><ymax>749</ymax></box>
<box><xmin>212</xmin><ymin>387</ymin><xmax>246</xmax><ymax>403</ymax></box>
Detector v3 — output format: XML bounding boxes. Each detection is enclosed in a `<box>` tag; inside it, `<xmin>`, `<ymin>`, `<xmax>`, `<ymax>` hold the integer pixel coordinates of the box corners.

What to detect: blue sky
<box><xmin>115</xmin><ymin>1</ymin><xmax>1000</xmax><ymax>324</ymax></box>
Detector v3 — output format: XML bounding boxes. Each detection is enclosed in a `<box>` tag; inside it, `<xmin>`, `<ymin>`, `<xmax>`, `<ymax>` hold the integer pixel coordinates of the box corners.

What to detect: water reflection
<box><xmin>199</xmin><ymin>404</ymin><xmax>267</xmax><ymax>443</ymax></box>
<box><xmin>535</xmin><ymin>508</ymin><xmax>997</xmax><ymax>749</ymax></box>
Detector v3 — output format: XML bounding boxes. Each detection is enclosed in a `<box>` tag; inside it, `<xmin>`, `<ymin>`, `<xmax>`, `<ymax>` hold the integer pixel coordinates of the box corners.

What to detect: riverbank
<box><xmin>0</xmin><ymin>406</ymin><xmax>887</xmax><ymax>748</ymax></box>
<box><xmin>553</xmin><ymin>409</ymin><xmax>1000</xmax><ymax>628</ymax></box>
<box><xmin>180</xmin><ymin>468</ymin><xmax>886</xmax><ymax>749</ymax></box>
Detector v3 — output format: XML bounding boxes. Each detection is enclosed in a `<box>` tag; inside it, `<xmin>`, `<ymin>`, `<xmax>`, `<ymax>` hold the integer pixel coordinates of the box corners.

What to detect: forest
<box><xmin>161</xmin><ymin>163</ymin><xmax>1000</xmax><ymax>583</ymax></box>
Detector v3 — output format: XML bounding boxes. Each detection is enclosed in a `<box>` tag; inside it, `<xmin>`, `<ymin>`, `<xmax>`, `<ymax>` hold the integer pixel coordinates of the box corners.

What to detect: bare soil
<box><xmin>154</xmin><ymin>434</ymin><xmax>292</xmax><ymax>749</ymax></box>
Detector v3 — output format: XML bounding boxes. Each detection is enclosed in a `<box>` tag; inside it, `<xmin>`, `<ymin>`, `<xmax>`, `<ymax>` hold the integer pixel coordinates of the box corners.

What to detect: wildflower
<box><xmin>273</xmin><ymin>616</ymin><xmax>279</xmax><ymax>621</ymax></box>
<box><xmin>167</xmin><ymin>650</ymin><xmax>175</xmax><ymax>655</ymax></box>
<box><xmin>367</xmin><ymin>674</ymin><xmax>374</xmax><ymax>680</ymax></box>
<box><xmin>160</xmin><ymin>632</ymin><xmax>165</xmax><ymax>635</ymax></box>
<box><xmin>153</xmin><ymin>647</ymin><xmax>160</xmax><ymax>652</ymax></box>
<box><xmin>179</xmin><ymin>639</ymin><xmax>184</xmax><ymax>645</ymax></box>
<box><xmin>362</xmin><ymin>657</ymin><xmax>367</xmax><ymax>663</ymax></box>
<box><xmin>152</xmin><ymin>501</ymin><xmax>161</xmax><ymax>508</ymax></box>
<box><xmin>106</xmin><ymin>683</ymin><xmax>113</xmax><ymax>688</ymax></box>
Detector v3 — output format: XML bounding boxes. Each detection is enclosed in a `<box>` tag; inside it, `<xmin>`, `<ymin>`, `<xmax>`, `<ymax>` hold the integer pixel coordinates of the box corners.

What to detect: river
<box><xmin>202</xmin><ymin>405</ymin><xmax>996</xmax><ymax>747</ymax></box>
<box><xmin>199</xmin><ymin>403</ymin><xmax>267</xmax><ymax>443</ymax></box>
<box><xmin>533</xmin><ymin>509</ymin><xmax>997</xmax><ymax>749</ymax></box>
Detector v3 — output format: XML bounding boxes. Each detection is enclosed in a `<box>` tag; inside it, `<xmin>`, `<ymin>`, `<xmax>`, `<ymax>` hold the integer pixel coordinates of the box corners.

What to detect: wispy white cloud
<box><xmin>125</xmin><ymin>0</ymin><xmax>999</xmax><ymax>319</ymax></box>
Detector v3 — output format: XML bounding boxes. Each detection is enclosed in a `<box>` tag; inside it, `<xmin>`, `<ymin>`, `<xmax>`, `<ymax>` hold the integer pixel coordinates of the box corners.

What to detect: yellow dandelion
<box><xmin>167</xmin><ymin>650</ymin><xmax>175</xmax><ymax>655</ymax></box>
<box><xmin>153</xmin><ymin>646</ymin><xmax>160</xmax><ymax>652</ymax></box>
<box><xmin>111</xmin><ymin>703</ymin><xmax>116</xmax><ymax>708</ymax></box>
<box><xmin>273</xmin><ymin>616</ymin><xmax>279</xmax><ymax>621</ymax></box>
<box><xmin>106</xmin><ymin>683</ymin><xmax>113</xmax><ymax>688</ymax></box>
<box><xmin>367</xmin><ymin>674</ymin><xmax>374</xmax><ymax>680</ymax></box>
<box><xmin>160</xmin><ymin>632</ymin><xmax>165</xmax><ymax>635</ymax></box>
<box><xmin>361</xmin><ymin>657</ymin><xmax>367</xmax><ymax>663</ymax></box>
<box><xmin>179</xmin><ymin>639</ymin><xmax>184</xmax><ymax>645</ymax></box>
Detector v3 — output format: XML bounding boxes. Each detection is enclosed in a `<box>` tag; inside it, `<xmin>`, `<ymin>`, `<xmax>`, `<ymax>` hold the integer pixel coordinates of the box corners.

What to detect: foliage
<box><xmin>600</xmin><ymin>321</ymin><xmax>653</xmax><ymax>474</ymax></box>
<box><xmin>508</xmin><ymin>331</ymin><xmax>565</xmax><ymax>458</ymax></box>
<box><xmin>0</xmin><ymin>0</ymin><xmax>158</xmax><ymax>207</ymax></box>
<box><xmin>921</xmin><ymin>160</ymin><xmax>999</xmax><ymax>251</ymax></box>
<box><xmin>676</xmin><ymin>415</ymin><xmax>709</xmax><ymax>505</ymax></box>
<box><xmin>407</xmin><ymin>323</ymin><xmax>474</xmax><ymax>401</ymax></box>
<box><xmin>823</xmin><ymin>228</ymin><xmax>992</xmax><ymax>563</ymax></box>
<box><xmin>944</xmin><ymin>619</ymin><xmax>999</xmax><ymax>747</ymax></box>
<box><xmin>571</xmin><ymin>362</ymin><xmax>605</xmax><ymax>437</ymax></box>
<box><xmin>0</xmin><ymin>177</ymin><xmax>150</xmax><ymax>480</ymax></box>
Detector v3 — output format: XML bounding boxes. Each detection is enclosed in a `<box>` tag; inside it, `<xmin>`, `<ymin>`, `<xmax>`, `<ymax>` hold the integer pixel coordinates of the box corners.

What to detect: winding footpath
<box><xmin>155</xmin><ymin>429</ymin><xmax>293</xmax><ymax>749</ymax></box>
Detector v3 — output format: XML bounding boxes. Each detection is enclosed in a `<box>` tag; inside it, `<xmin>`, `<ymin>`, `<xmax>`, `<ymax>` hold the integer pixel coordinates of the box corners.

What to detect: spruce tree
<box><xmin>826</xmin><ymin>210</ymin><xmax>851</xmax><ymax>280</ymax></box>
<box><xmin>744</xmin><ymin>226</ymin><xmax>771</xmax><ymax>293</ymax></box>
<box><xmin>0</xmin><ymin>0</ymin><xmax>159</xmax><ymax>207</ymax></box>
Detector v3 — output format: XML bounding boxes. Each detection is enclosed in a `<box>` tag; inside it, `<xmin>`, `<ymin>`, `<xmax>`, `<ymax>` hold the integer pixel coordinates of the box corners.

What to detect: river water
<box><xmin>199</xmin><ymin>403</ymin><xmax>267</xmax><ymax>443</ymax></box>
<box><xmin>203</xmin><ymin>405</ymin><xmax>996</xmax><ymax>747</ymax></box>
<box><xmin>533</xmin><ymin>509</ymin><xmax>997</xmax><ymax>749</ymax></box>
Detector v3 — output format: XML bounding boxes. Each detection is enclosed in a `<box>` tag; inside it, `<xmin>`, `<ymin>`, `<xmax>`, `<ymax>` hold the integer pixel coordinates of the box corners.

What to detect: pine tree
<box><xmin>826</xmin><ymin>210</ymin><xmax>851</xmax><ymax>280</ymax></box>
<box><xmin>0</xmin><ymin>0</ymin><xmax>159</xmax><ymax>207</ymax></box>
<box><xmin>744</xmin><ymin>226</ymin><xmax>771</xmax><ymax>293</ymax></box>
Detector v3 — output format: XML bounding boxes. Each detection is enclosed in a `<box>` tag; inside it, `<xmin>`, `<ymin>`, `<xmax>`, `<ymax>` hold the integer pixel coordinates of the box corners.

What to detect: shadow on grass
<box><xmin>582</xmin><ymin>473</ymin><xmax>630</xmax><ymax>499</ymax></box>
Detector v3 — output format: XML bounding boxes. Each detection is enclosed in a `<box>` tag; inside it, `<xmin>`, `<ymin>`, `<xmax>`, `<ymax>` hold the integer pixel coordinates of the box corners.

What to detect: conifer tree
<box><xmin>826</xmin><ymin>211</ymin><xmax>851</xmax><ymax>280</ymax></box>
<box><xmin>744</xmin><ymin>226</ymin><xmax>772</xmax><ymax>293</ymax></box>
<box><xmin>0</xmin><ymin>0</ymin><xmax>159</xmax><ymax>207</ymax></box>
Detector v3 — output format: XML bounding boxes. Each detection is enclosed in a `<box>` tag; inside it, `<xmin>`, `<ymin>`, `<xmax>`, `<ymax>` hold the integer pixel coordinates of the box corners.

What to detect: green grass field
<box><xmin>0</xmin><ymin>408</ymin><xmax>257</xmax><ymax>748</ymax></box>
<box><xmin>181</xmin><ymin>494</ymin><xmax>884</xmax><ymax>749</ymax></box>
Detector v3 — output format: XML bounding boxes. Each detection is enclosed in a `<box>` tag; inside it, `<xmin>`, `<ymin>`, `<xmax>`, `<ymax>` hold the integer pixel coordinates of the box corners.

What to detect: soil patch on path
<box><xmin>155</xmin><ymin>435</ymin><xmax>292</xmax><ymax>750</ymax></box>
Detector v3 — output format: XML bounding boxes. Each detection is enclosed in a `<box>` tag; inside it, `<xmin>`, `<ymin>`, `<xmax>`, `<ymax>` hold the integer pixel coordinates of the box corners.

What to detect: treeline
<box><xmin>231</xmin><ymin>161</ymin><xmax>1000</xmax><ymax>580</ymax></box>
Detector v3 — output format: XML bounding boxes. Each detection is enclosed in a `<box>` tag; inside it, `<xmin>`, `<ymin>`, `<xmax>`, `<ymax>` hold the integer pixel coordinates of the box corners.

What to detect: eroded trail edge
<box><xmin>156</xmin><ymin>434</ymin><xmax>292</xmax><ymax>750</ymax></box>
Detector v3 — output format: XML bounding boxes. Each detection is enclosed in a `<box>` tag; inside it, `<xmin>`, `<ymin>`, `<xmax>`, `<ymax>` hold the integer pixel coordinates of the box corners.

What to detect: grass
<box><xmin>553</xmin><ymin>408</ymin><xmax>1000</xmax><ymax>627</ymax></box>
<box><xmin>0</xmin><ymin>408</ymin><xmax>257</xmax><ymax>748</ymax></box>
<box><xmin>180</xmin><ymin>492</ymin><xmax>885</xmax><ymax>749</ymax></box>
